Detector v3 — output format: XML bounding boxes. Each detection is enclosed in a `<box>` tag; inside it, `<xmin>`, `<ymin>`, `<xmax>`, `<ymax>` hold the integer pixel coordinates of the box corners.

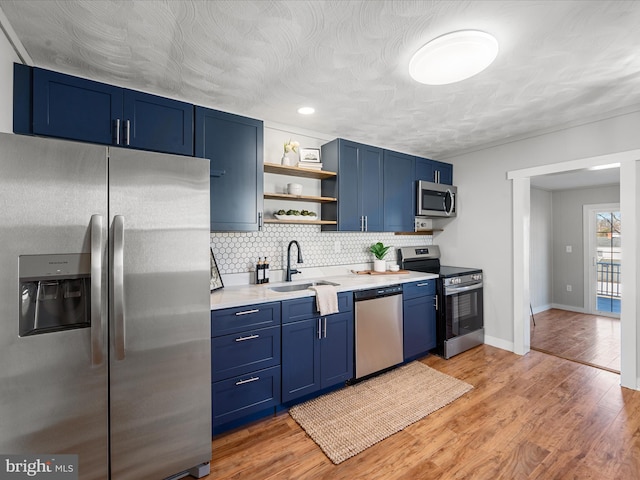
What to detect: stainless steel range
<box><xmin>398</xmin><ymin>245</ymin><xmax>484</xmax><ymax>359</ymax></box>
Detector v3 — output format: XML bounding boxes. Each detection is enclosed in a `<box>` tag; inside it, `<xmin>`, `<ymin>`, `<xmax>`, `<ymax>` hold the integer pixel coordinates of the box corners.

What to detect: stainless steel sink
<box><xmin>269</xmin><ymin>280</ymin><xmax>339</xmax><ymax>292</ymax></box>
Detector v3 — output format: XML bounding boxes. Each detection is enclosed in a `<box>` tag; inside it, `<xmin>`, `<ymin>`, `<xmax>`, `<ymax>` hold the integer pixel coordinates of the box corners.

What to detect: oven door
<box><xmin>444</xmin><ymin>282</ymin><xmax>483</xmax><ymax>339</ymax></box>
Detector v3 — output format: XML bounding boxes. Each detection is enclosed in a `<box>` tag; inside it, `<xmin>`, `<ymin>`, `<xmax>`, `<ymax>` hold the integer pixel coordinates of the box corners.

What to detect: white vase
<box><xmin>373</xmin><ymin>259</ymin><xmax>386</xmax><ymax>272</ymax></box>
<box><xmin>282</xmin><ymin>152</ymin><xmax>297</xmax><ymax>166</ymax></box>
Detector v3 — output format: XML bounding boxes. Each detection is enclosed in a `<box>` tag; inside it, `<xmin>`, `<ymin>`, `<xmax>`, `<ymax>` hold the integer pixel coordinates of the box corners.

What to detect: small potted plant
<box><xmin>370</xmin><ymin>242</ymin><xmax>391</xmax><ymax>272</ymax></box>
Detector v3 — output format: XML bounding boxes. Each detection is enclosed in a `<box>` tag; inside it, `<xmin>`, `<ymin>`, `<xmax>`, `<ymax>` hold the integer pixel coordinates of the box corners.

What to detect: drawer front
<box><xmin>403</xmin><ymin>280</ymin><xmax>436</xmax><ymax>300</ymax></box>
<box><xmin>212</xmin><ymin>325</ymin><xmax>281</xmax><ymax>382</ymax></box>
<box><xmin>282</xmin><ymin>292</ymin><xmax>353</xmax><ymax>324</ymax></box>
<box><xmin>212</xmin><ymin>365</ymin><xmax>281</xmax><ymax>427</ymax></box>
<box><xmin>211</xmin><ymin>302</ymin><xmax>281</xmax><ymax>336</ymax></box>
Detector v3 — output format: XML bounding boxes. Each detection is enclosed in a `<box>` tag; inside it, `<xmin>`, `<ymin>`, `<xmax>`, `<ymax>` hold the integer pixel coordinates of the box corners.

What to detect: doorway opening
<box><xmin>509</xmin><ymin>149</ymin><xmax>640</xmax><ymax>389</ymax></box>
<box><xmin>585</xmin><ymin>206</ymin><xmax>621</xmax><ymax>315</ymax></box>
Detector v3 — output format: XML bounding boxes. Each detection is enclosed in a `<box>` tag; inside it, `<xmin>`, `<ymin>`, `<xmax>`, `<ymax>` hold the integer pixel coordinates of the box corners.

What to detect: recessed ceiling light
<box><xmin>297</xmin><ymin>107</ymin><xmax>315</xmax><ymax>115</ymax></box>
<box><xmin>409</xmin><ymin>30</ymin><xmax>499</xmax><ymax>85</ymax></box>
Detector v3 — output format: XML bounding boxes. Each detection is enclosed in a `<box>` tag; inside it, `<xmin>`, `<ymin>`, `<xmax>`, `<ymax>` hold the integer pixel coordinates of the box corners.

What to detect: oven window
<box><xmin>445</xmin><ymin>288</ymin><xmax>483</xmax><ymax>338</ymax></box>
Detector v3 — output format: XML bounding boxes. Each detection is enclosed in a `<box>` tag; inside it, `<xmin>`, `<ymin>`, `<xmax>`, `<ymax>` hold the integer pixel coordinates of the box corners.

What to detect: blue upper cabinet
<box><xmin>321</xmin><ymin>139</ymin><xmax>383</xmax><ymax>231</ymax></box>
<box><xmin>383</xmin><ymin>150</ymin><xmax>415</xmax><ymax>232</ymax></box>
<box><xmin>415</xmin><ymin>156</ymin><xmax>453</xmax><ymax>185</ymax></box>
<box><xmin>195</xmin><ymin>107</ymin><xmax>264</xmax><ymax>232</ymax></box>
<box><xmin>32</xmin><ymin>67</ymin><xmax>123</xmax><ymax>145</ymax></box>
<box><xmin>122</xmin><ymin>90</ymin><xmax>193</xmax><ymax>155</ymax></box>
<box><xmin>17</xmin><ymin>65</ymin><xmax>194</xmax><ymax>156</ymax></box>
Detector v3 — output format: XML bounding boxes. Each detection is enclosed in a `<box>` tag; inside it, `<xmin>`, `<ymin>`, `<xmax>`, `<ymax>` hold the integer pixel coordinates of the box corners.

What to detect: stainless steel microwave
<box><xmin>416</xmin><ymin>180</ymin><xmax>457</xmax><ymax>217</ymax></box>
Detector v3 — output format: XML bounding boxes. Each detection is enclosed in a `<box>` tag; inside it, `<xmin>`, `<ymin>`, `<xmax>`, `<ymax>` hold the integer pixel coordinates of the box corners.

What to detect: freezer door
<box><xmin>108</xmin><ymin>147</ymin><xmax>211</xmax><ymax>479</ymax></box>
<box><xmin>0</xmin><ymin>134</ymin><xmax>109</xmax><ymax>479</ymax></box>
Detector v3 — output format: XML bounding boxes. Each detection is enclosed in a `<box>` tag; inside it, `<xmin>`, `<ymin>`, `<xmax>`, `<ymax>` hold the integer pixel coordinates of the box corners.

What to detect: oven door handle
<box><xmin>445</xmin><ymin>282</ymin><xmax>483</xmax><ymax>295</ymax></box>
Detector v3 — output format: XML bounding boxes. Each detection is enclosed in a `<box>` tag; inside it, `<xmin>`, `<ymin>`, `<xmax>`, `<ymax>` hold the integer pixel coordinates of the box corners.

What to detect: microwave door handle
<box><xmin>445</xmin><ymin>190</ymin><xmax>455</xmax><ymax>216</ymax></box>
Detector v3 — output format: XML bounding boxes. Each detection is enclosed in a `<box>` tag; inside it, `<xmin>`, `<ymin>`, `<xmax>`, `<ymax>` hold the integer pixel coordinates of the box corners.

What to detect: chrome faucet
<box><xmin>285</xmin><ymin>240</ymin><xmax>303</xmax><ymax>281</ymax></box>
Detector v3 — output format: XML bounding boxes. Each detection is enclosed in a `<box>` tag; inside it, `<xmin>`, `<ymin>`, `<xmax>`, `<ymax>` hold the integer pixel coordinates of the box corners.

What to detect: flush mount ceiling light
<box><xmin>409</xmin><ymin>30</ymin><xmax>499</xmax><ymax>85</ymax></box>
<box><xmin>297</xmin><ymin>106</ymin><xmax>315</xmax><ymax>115</ymax></box>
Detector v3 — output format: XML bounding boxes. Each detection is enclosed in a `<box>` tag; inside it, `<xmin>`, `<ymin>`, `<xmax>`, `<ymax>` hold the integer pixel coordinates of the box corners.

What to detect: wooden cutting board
<box><xmin>351</xmin><ymin>269</ymin><xmax>411</xmax><ymax>275</ymax></box>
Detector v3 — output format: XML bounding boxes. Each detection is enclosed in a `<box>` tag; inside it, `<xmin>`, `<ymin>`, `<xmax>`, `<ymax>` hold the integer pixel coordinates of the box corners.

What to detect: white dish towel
<box><xmin>309</xmin><ymin>285</ymin><xmax>339</xmax><ymax>316</ymax></box>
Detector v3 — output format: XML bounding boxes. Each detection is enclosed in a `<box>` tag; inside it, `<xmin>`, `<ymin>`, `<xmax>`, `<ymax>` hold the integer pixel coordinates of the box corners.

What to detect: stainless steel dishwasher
<box><xmin>354</xmin><ymin>284</ymin><xmax>404</xmax><ymax>380</ymax></box>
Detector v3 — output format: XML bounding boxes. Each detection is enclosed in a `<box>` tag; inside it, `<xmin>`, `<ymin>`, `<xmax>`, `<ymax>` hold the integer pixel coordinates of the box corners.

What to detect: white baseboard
<box><xmin>531</xmin><ymin>304</ymin><xmax>551</xmax><ymax>314</ymax></box>
<box><xmin>550</xmin><ymin>303</ymin><xmax>587</xmax><ymax>314</ymax></box>
<box><xmin>484</xmin><ymin>334</ymin><xmax>514</xmax><ymax>353</ymax></box>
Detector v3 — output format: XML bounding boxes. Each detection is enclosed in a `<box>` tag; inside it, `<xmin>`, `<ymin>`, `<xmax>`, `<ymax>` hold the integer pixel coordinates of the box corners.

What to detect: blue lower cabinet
<box><xmin>212</xmin><ymin>365</ymin><xmax>281</xmax><ymax>433</ymax></box>
<box><xmin>282</xmin><ymin>296</ymin><xmax>354</xmax><ymax>404</ymax></box>
<box><xmin>403</xmin><ymin>282</ymin><xmax>437</xmax><ymax>360</ymax></box>
<box><xmin>319</xmin><ymin>312</ymin><xmax>354</xmax><ymax>388</ymax></box>
<box><xmin>211</xmin><ymin>302</ymin><xmax>281</xmax><ymax>433</ymax></box>
<box><xmin>211</xmin><ymin>325</ymin><xmax>281</xmax><ymax>382</ymax></box>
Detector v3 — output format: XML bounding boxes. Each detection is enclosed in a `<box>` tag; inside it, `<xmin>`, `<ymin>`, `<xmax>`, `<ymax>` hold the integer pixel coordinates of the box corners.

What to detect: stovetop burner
<box><xmin>397</xmin><ymin>245</ymin><xmax>482</xmax><ymax>278</ymax></box>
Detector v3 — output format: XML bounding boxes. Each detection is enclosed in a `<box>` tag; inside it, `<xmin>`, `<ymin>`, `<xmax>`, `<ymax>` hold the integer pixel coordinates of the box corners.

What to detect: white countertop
<box><xmin>210</xmin><ymin>269</ymin><xmax>438</xmax><ymax>310</ymax></box>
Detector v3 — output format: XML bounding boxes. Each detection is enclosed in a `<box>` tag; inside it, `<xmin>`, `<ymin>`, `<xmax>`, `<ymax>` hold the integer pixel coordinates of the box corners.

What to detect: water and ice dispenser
<box><xmin>19</xmin><ymin>253</ymin><xmax>91</xmax><ymax>336</ymax></box>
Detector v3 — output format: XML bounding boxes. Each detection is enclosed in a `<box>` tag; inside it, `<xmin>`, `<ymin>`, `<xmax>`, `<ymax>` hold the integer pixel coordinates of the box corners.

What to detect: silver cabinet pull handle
<box><xmin>113</xmin><ymin>215</ymin><xmax>126</xmax><ymax>361</ymax></box>
<box><xmin>317</xmin><ymin>318</ymin><xmax>322</xmax><ymax>339</ymax></box>
<box><xmin>416</xmin><ymin>282</ymin><xmax>431</xmax><ymax>287</ymax></box>
<box><xmin>235</xmin><ymin>334</ymin><xmax>259</xmax><ymax>342</ymax></box>
<box><xmin>323</xmin><ymin>318</ymin><xmax>327</xmax><ymax>338</ymax></box>
<box><xmin>235</xmin><ymin>376</ymin><xmax>259</xmax><ymax>386</ymax></box>
<box><xmin>235</xmin><ymin>309</ymin><xmax>259</xmax><ymax>316</ymax></box>
<box><xmin>124</xmin><ymin>119</ymin><xmax>131</xmax><ymax>146</ymax></box>
<box><xmin>114</xmin><ymin>119</ymin><xmax>121</xmax><ymax>145</ymax></box>
<box><xmin>435</xmin><ymin>295</ymin><xmax>438</xmax><ymax>310</ymax></box>
<box><xmin>90</xmin><ymin>214</ymin><xmax>104</xmax><ymax>366</ymax></box>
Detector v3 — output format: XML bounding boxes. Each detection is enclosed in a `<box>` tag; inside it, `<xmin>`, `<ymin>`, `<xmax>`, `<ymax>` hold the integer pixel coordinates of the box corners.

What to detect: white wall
<box><xmin>0</xmin><ymin>21</ymin><xmax>21</xmax><ymax>133</ymax></box>
<box><xmin>530</xmin><ymin>187</ymin><xmax>552</xmax><ymax>313</ymax></box>
<box><xmin>551</xmin><ymin>185</ymin><xmax>619</xmax><ymax>310</ymax></box>
<box><xmin>439</xmin><ymin>109</ymin><xmax>640</xmax><ymax>351</ymax></box>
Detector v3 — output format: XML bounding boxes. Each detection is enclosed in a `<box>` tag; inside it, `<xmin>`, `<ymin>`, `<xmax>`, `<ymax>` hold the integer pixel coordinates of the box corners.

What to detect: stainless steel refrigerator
<box><xmin>0</xmin><ymin>133</ymin><xmax>212</xmax><ymax>479</ymax></box>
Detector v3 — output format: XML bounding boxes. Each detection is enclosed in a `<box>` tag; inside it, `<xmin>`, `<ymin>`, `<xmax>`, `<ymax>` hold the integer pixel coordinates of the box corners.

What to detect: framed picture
<box><xmin>210</xmin><ymin>249</ymin><xmax>224</xmax><ymax>291</ymax></box>
<box><xmin>299</xmin><ymin>148</ymin><xmax>321</xmax><ymax>163</ymax></box>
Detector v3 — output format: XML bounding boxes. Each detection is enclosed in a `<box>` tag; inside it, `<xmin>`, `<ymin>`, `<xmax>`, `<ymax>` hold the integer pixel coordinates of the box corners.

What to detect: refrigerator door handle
<box><xmin>113</xmin><ymin>215</ymin><xmax>126</xmax><ymax>360</ymax></box>
<box><xmin>90</xmin><ymin>214</ymin><xmax>104</xmax><ymax>366</ymax></box>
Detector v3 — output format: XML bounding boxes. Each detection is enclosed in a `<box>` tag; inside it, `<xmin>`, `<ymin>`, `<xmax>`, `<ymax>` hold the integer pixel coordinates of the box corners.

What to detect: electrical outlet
<box><xmin>334</xmin><ymin>240</ymin><xmax>341</xmax><ymax>253</ymax></box>
<box><xmin>566</xmin><ymin>245</ymin><xmax>572</xmax><ymax>253</ymax></box>
<box><xmin>566</xmin><ymin>284</ymin><xmax>572</xmax><ymax>292</ymax></box>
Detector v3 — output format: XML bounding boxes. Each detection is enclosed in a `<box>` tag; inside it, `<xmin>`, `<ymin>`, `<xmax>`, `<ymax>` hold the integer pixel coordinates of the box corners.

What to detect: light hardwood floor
<box><xmin>205</xmin><ymin>345</ymin><xmax>639</xmax><ymax>479</ymax></box>
<box><xmin>530</xmin><ymin>308</ymin><xmax>620</xmax><ymax>373</ymax></box>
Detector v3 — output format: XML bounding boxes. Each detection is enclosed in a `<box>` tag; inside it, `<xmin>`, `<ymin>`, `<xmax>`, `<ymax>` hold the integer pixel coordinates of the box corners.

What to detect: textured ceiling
<box><xmin>1</xmin><ymin>0</ymin><xmax>640</xmax><ymax>161</ymax></box>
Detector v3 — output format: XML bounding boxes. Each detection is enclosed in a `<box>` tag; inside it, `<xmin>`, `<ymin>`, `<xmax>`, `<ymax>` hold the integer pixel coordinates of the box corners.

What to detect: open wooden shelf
<box><xmin>264</xmin><ymin>163</ymin><xmax>337</xmax><ymax>180</ymax></box>
<box><xmin>264</xmin><ymin>219</ymin><xmax>337</xmax><ymax>225</ymax></box>
<box><xmin>264</xmin><ymin>192</ymin><xmax>337</xmax><ymax>203</ymax></box>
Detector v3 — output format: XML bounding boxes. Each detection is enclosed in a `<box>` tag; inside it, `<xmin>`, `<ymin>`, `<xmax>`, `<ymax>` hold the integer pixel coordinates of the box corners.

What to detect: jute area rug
<box><xmin>288</xmin><ymin>361</ymin><xmax>473</xmax><ymax>464</ymax></box>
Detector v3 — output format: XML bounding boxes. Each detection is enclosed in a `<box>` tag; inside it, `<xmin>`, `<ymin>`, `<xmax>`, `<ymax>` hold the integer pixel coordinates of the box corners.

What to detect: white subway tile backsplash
<box><xmin>210</xmin><ymin>224</ymin><xmax>432</xmax><ymax>274</ymax></box>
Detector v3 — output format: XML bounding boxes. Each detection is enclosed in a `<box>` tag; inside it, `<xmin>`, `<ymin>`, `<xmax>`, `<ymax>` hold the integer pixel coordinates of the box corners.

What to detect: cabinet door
<box><xmin>195</xmin><ymin>107</ymin><xmax>264</xmax><ymax>231</ymax></box>
<box><xmin>359</xmin><ymin>144</ymin><xmax>384</xmax><ymax>232</ymax></box>
<box><xmin>383</xmin><ymin>150</ymin><xmax>415</xmax><ymax>232</ymax></box>
<box><xmin>32</xmin><ymin>67</ymin><xmax>123</xmax><ymax>145</ymax></box>
<box><xmin>320</xmin><ymin>312</ymin><xmax>354</xmax><ymax>388</ymax></box>
<box><xmin>415</xmin><ymin>157</ymin><xmax>435</xmax><ymax>183</ymax></box>
<box><xmin>123</xmin><ymin>90</ymin><xmax>193</xmax><ymax>155</ymax></box>
<box><xmin>432</xmin><ymin>160</ymin><xmax>453</xmax><ymax>185</ymax></box>
<box><xmin>281</xmin><ymin>318</ymin><xmax>321</xmax><ymax>403</ymax></box>
<box><xmin>403</xmin><ymin>295</ymin><xmax>437</xmax><ymax>360</ymax></box>
<box><xmin>336</xmin><ymin>140</ymin><xmax>362</xmax><ymax>231</ymax></box>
